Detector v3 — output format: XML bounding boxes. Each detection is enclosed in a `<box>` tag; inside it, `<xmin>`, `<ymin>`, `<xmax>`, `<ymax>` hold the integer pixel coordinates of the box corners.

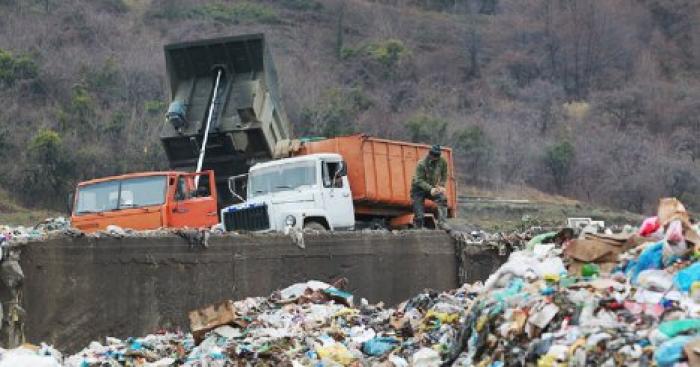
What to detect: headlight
<box><xmin>285</xmin><ymin>215</ymin><xmax>296</xmax><ymax>227</ymax></box>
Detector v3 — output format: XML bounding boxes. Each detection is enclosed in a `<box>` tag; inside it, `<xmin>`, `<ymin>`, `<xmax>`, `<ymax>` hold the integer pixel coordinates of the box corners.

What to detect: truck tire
<box><xmin>304</xmin><ymin>220</ymin><xmax>327</xmax><ymax>231</ymax></box>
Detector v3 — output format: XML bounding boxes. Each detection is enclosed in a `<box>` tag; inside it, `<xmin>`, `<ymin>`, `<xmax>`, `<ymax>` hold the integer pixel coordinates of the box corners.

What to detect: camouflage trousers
<box><xmin>411</xmin><ymin>187</ymin><xmax>448</xmax><ymax>228</ymax></box>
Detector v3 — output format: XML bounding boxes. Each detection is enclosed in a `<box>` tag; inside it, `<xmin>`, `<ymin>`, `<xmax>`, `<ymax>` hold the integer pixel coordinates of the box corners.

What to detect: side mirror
<box><xmin>228</xmin><ymin>175</ymin><xmax>247</xmax><ymax>203</ymax></box>
<box><xmin>174</xmin><ymin>183</ymin><xmax>185</xmax><ymax>200</ymax></box>
<box><xmin>67</xmin><ymin>193</ymin><xmax>74</xmax><ymax>215</ymax></box>
<box><xmin>337</xmin><ymin>161</ymin><xmax>348</xmax><ymax>177</ymax></box>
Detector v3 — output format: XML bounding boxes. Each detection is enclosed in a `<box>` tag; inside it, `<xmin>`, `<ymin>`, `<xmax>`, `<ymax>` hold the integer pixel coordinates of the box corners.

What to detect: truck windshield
<box><xmin>249</xmin><ymin>161</ymin><xmax>316</xmax><ymax>197</ymax></box>
<box><xmin>75</xmin><ymin>176</ymin><xmax>167</xmax><ymax>214</ymax></box>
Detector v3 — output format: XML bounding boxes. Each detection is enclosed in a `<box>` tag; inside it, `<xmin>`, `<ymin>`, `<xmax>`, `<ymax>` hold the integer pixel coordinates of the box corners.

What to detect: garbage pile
<box><xmin>0</xmin><ymin>343</ymin><xmax>62</xmax><ymax>367</ymax></box>
<box><xmin>457</xmin><ymin>229</ymin><xmax>529</xmax><ymax>255</ymax></box>
<box><xmin>452</xmin><ymin>197</ymin><xmax>700</xmax><ymax>366</ymax></box>
<box><xmin>3</xmin><ymin>279</ymin><xmax>476</xmax><ymax>366</ymax></box>
<box><xmin>0</xmin><ymin>217</ymin><xmax>71</xmax><ymax>245</ymax></box>
<box><xmin>2</xmin><ymin>198</ymin><xmax>700</xmax><ymax>366</ymax></box>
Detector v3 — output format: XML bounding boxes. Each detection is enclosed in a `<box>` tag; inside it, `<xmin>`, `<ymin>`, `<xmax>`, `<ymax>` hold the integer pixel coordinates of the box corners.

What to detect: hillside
<box><xmin>0</xmin><ymin>0</ymin><xmax>699</xmax><ymax>214</ymax></box>
<box><xmin>0</xmin><ymin>189</ymin><xmax>59</xmax><ymax>226</ymax></box>
<box><xmin>455</xmin><ymin>185</ymin><xmax>643</xmax><ymax>232</ymax></box>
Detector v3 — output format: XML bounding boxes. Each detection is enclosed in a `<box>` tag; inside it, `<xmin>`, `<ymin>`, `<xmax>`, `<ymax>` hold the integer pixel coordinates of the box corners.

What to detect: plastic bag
<box><xmin>674</xmin><ymin>262</ymin><xmax>700</xmax><ymax>292</ymax></box>
<box><xmin>316</xmin><ymin>342</ymin><xmax>355</xmax><ymax>365</ymax></box>
<box><xmin>526</xmin><ymin>232</ymin><xmax>557</xmax><ymax>250</ymax></box>
<box><xmin>657</xmin><ymin>319</ymin><xmax>700</xmax><ymax>339</ymax></box>
<box><xmin>665</xmin><ymin>220</ymin><xmax>684</xmax><ymax>243</ymax></box>
<box><xmin>637</xmin><ymin>269</ymin><xmax>674</xmax><ymax>292</ymax></box>
<box><xmin>628</xmin><ymin>242</ymin><xmax>664</xmax><ymax>283</ymax></box>
<box><xmin>389</xmin><ymin>355</ymin><xmax>409</xmax><ymax>367</ymax></box>
<box><xmin>537</xmin><ymin>257</ymin><xmax>567</xmax><ymax>276</ymax></box>
<box><xmin>662</xmin><ymin>240</ymin><xmax>688</xmax><ymax>263</ymax></box>
<box><xmin>412</xmin><ymin>348</ymin><xmax>440</xmax><ymax>367</ymax></box>
<box><xmin>492</xmin><ymin>278</ymin><xmax>524</xmax><ymax>302</ymax></box>
<box><xmin>361</xmin><ymin>337</ymin><xmax>399</xmax><ymax>356</ymax></box>
<box><xmin>0</xmin><ymin>348</ymin><xmax>61</xmax><ymax>367</ymax></box>
<box><xmin>654</xmin><ymin>335</ymin><xmax>692</xmax><ymax>367</ymax></box>
<box><xmin>639</xmin><ymin>216</ymin><xmax>660</xmax><ymax>237</ymax></box>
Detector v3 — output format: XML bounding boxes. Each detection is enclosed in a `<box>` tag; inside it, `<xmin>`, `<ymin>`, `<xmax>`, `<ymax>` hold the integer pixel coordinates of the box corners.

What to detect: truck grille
<box><xmin>223</xmin><ymin>204</ymin><xmax>270</xmax><ymax>231</ymax></box>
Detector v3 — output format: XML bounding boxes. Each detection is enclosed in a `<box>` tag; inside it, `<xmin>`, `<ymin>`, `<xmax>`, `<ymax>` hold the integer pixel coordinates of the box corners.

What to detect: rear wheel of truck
<box><xmin>304</xmin><ymin>220</ymin><xmax>327</xmax><ymax>231</ymax></box>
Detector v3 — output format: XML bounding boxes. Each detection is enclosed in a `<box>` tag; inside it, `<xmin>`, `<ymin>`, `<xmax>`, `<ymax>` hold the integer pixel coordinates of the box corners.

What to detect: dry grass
<box><xmin>0</xmin><ymin>189</ymin><xmax>60</xmax><ymax>226</ymax></box>
<box><xmin>454</xmin><ymin>183</ymin><xmax>643</xmax><ymax>232</ymax></box>
<box><xmin>459</xmin><ymin>184</ymin><xmax>580</xmax><ymax>205</ymax></box>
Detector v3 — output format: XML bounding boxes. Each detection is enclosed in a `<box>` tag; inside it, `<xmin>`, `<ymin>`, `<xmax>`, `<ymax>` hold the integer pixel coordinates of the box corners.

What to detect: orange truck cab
<box><xmin>70</xmin><ymin>171</ymin><xmax>218</xmax><ymax>233</ymax></box>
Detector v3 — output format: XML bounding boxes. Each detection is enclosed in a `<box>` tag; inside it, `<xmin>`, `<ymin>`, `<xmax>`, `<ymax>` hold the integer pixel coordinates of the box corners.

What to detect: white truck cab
<box><xmin>221</xmin><ymin>154</ymin><xmax>355</xmax><ymax>232</ymax></box>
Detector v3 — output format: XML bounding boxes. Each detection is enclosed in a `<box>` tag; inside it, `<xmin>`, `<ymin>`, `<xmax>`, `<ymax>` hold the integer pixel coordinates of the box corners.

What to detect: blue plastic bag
<box><xmin>493</xmin><ymin>278</ymin><xmax>524</xmax><ymax>302</ymax></box>
<box><xmin>674</xmin><ymin>261</ymin><xmax>700</xmax><ymax>292</ymax></box>
<box><xmin>654</xmin><ymin>336</ymin><xmax>692</xmax><ymax>367</ymax></box>
<box><xmin>629</xmin><ymin>242</ymin><xmax>664</xmax><ymax>283</ymax></box>
<box><xmin>362</xmin><ymin>337</ymin><xmax>399</xmax><ymax>356</ymax></box>
<box><xmin>657</xmin><ymin>319</ymin><xmax>700</xmax><ymax>339</ymax></box>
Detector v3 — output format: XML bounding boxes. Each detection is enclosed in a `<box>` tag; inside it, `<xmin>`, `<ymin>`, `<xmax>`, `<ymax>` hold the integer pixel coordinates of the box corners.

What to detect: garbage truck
<box><xmin>221</xmin><ymin>134</ymin><xmax>458</xmax><ymax>232</ymax></box>
<box><xmin>160</xmin><ymin>34</ymin><xmax>292</xmax><ymax>208</ymax></box>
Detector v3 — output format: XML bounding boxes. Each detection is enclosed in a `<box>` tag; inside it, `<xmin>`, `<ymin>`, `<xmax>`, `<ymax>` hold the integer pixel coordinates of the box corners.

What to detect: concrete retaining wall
<box><xmin>14</xmin><ymin>231</ymin><xmax>504</xmax><ymax>351</ymax></box>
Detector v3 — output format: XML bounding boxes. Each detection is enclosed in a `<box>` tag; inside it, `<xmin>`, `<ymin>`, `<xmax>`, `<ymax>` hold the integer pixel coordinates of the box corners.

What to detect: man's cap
<box><xmin>429</xmin><ymin>144</ymin><xmax>442</xmax><ymax>156</ymax></box>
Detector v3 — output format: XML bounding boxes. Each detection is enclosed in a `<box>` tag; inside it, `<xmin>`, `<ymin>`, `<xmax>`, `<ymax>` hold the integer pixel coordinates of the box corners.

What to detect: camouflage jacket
<box><xmin>412</xmin><ymin>157</ymin><xmax>448</xmax><ymax>192</ymax></box>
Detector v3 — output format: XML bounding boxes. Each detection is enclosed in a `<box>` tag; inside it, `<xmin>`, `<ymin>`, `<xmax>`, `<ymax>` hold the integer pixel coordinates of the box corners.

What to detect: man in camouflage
<box><xmin>411</xmin><ymin>145</ymin><xmax>449</xmax><ymax>229</ymax></box>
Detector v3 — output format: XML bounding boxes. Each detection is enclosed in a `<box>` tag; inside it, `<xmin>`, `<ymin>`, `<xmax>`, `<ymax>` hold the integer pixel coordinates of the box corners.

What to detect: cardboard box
<box><xmin>188</xmin><ymin>300</ymin><xmax>236</xmax><ymax>344</ymax></box>
<box><xmin>565</xmin><ymin>233</ymin><xmax>647</xmax><ymax>275</ymax></box>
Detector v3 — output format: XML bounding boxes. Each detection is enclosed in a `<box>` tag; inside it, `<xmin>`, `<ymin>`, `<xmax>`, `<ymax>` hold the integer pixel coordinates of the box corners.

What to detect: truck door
<box><xmin>321</xmin><ymin>160</ymin><xmax>355</xmax><ymax>230</ymax></box>
<box><xmin>168</xmin><ymin>171</ymin><xmax>219</xmax><ymax>228</ymax></box>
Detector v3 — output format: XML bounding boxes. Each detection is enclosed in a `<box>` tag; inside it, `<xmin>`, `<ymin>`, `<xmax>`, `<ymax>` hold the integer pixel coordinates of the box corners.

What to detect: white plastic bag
<box><xmin>412</xmin><ymin>347</ymin><xmax>440</xmax><ymax>367</ymax></box>
<box><xmin>637</xmin><ymin>270</ymin><xmax>674</xmax><ymax>292</ymax></box>
<box><xmin>0</xmin><ymin>348</ymin><xmax>61</xmax><ymax>367</ymax></box>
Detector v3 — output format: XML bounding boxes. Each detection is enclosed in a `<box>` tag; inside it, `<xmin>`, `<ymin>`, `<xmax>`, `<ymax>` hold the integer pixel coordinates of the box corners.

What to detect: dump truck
<box><xmin>69</xmin><ymin>34</ymin><xmax>292</xmax><ymax>232</ymax></box>
<box><xmin>221</xmin><ymin>135</ymin><xmax>458</xmax><ymax>231</ymax></box>
<box><xmin>160</xmin><ymin>34</ymin><xmax>292</xmax><ymax>208</ymax></box>
<box><xmin>70</xmin><ymin>171</ymin><xmax>218</xmax><ymax>232</ymax></box>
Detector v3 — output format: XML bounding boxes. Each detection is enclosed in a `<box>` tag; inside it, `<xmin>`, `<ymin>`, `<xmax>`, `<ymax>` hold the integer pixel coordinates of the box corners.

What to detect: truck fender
<box><xmin>279</xmin><ymin>209</ymin><xmax>330</xmax><ymax>230</ymax></box>
<box><xmin>303</xmin><ymin>216</ymin><xmax>330</xmax><ymax>230</ymax></box>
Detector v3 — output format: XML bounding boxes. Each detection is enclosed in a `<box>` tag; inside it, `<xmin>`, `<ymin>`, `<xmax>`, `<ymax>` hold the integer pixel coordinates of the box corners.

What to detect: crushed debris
<box><xmin>1</xmin><ymin>198</ymin><xmax>700</xmax><ymax>366</ymax></box>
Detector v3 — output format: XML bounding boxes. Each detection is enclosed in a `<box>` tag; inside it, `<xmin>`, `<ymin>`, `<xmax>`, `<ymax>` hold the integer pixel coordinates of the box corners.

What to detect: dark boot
<box><xmin>434</xmin><ymin>192</ymin><xmax>449</xmax><ymax>230</ymax></box>
<box><xmin>437</xmin><ymin>205</ymin><xmax>449</xmax><ymax>230</ymax></box>
<box><xmin>411</xmin><ymin>188</ymin><xmax>427</xmax><ymax>230</ymax></box>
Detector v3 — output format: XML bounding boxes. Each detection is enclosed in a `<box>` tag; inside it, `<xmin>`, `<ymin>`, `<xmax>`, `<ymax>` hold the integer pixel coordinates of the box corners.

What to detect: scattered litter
<box><xmin>2</xmin><ymin>198</ymin><xmax>700</xmax><ymax>366</ymax></box>
<box><xmin>0</xmin><ymin>344</ymin><xmax>62</xmax><ymax>367</ymax></box>
<box><xmin>450</xmin><ymin>197</ymin><xmax>700</xmax><ymax>366</ymax></box>
<box><xmin>54</xmin><ymin>279</ymin><xmax>481</xmax><ymax>366</ymax></box>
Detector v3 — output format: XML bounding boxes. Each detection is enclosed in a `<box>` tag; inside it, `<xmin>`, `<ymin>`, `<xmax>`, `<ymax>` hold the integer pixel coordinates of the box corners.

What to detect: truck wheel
<box><xmin>304</xmin><ymin>220</ymin><xmax>327</xmax><ymax>231</ymax></box>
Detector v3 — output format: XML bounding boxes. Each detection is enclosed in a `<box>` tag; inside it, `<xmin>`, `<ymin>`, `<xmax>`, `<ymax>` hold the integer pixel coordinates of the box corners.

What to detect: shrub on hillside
<box><xmin>145</xmin><ymin>1</ymin><xmax>278</xmax><ymax>24</ymax></box>
<box><xmin>544</xmin><ymin>141</ymin><xmax>575</xmax><ymax>191</ymax></box>
<box><xmin>343</xmin><ymin>39</ymin><xmax>410</xmax><ymax>67</ymax></box>
<box><xmin>190</xmin><ymin>2</ymin><xmax>278</xmax><ymax>24</ymax></box>
<box><xmin>21</xmin><ymin>129</ymin><xmax>75</xmax><ymax>209</ymax></box>
<box><xmin>0</xmin><ymin>49</ymin><xmax>38</xmax><ymax>88</ymax></box>
<box><xmin>405</xmin><ymin>114</ymin><xmax>448</xmax><ymax>144</ymax></box>
<box><xmin>94</xmin><ymin>0</ymin><xmax>129</xmax><ymax>14</ymax></box>
<box><xmin>278</xmin><ymin>0</ymin><xmax>323</xmax><ymax>11</ymax></box>
<box><xmin>299</xmin><ymin>88</ymin><xmax>372</xmax><ymax>137</ymax></box>
<box><xmin>144</xmin><ymin>100</ymin><xmax>166</xmax><ymax>115</ymax></box>
<box><xmin>455</xmin><ymin>126</ymin><xmax>493</xmax><ymax>180</ymax></box>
